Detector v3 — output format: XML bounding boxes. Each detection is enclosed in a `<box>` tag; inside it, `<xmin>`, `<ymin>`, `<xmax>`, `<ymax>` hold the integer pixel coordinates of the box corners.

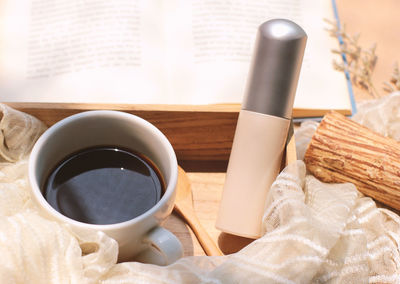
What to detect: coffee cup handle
<box><xmin>136</xmin><ymin>226</ymin><xmax>183</xmax><ymax>265</ymax></box>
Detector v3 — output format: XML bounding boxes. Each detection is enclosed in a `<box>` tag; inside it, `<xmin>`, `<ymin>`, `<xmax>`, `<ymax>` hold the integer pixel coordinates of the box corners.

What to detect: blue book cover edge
<box><xmin>331</xmin><ymin>0</ymin><xmax>358</xmax><ymax>117</ymax></box>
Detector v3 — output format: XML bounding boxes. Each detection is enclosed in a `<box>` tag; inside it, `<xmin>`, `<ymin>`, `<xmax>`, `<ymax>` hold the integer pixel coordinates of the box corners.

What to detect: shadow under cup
<box><xmin>28</xmin><ymin>110</ymin><xmax>180</xmax><ymax>263</ymax></box>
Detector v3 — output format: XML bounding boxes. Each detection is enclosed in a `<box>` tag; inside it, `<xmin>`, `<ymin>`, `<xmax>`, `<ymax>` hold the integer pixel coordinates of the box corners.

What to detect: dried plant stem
<box><xmin>325</xmin><ymin>19</ymin><xmax>379</xmax><ymax>98</ymax></box>
<box><xmin>383</xmin><ymin>62</ymin><xmax>400</xmax><ymax>93</ymax></box>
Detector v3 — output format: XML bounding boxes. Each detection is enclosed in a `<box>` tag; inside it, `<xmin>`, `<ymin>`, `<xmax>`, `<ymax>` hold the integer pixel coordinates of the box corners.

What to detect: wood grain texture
<box><xmin>164</xmin><ymin>172</ymin><xmax>228</xmax><ymax>256</ymax></box>
<box><xmin>6</xmin><ymin>102</ymin><xmax>239</xmax><ymax>171</ymax></box>
<box><xmin>304</xmin><ymin>111</ymin><xmax>400</xmax><ymax>211</ymax></box>
<box><xmin>174</xmin><ymin>167</ymin><xmax>223</xmax><ymax>256</ymax></box>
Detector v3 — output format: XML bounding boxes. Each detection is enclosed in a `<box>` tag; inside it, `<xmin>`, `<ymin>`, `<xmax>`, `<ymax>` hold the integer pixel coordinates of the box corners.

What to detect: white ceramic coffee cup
<box><xmin>28</xmin><ymin>110</ymin><xmax>183</xmax><ymax>264</ymax></box>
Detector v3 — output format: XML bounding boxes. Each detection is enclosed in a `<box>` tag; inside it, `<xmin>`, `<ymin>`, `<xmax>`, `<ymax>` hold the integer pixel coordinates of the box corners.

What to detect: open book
<box><xmin>0</xmin><ymin>0</ymin><xmax>354</xmax><ymax>118</ymax></box>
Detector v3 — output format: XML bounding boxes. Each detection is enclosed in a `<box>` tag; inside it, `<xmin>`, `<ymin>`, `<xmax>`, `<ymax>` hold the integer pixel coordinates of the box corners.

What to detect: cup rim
<box><xmin>28</xmin><ymin>110</ymin><xmax>178</xmax><ymax>230</ymax></box>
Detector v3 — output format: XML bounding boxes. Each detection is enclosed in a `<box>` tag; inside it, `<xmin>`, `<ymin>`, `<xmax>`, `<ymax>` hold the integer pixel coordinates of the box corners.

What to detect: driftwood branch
<box><xmin>304</xmin><ymin>111</ymin><xmax>400</xmax><ymax>211</ymax></box>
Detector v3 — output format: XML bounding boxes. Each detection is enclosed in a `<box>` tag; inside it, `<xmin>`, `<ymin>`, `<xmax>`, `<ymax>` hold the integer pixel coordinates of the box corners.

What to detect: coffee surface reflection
<box><xmin>44</xmin><ymin>146</ymin><xmax>164</xmax><ymax>225</ymax></box>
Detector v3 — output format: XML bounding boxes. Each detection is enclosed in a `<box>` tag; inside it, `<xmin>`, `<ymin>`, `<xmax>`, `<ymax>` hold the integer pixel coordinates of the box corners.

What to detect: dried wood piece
<box><xmin>304</xmin><ymin>111</ymin><xmax>400</xmax><ymax>211</ymax></box>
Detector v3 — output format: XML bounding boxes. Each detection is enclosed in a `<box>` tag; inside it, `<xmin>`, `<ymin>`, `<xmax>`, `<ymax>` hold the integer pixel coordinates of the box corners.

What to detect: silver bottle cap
<box><xmin>242</xmin><ymin>19</ymin><xmax>307</xmax><ymax>119</ymax></box>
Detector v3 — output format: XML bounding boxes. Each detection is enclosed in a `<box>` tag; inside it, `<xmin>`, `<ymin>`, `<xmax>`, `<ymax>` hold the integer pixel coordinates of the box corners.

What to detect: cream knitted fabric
<box><xmin>1</xmin><ymin>99</ymin><xmax>400</xmax><ymax>283</ymax></box>
<box><xmin>0</xmin><ymin>104</ymin><xmax>46</xmax><ymax>162</ymax></box>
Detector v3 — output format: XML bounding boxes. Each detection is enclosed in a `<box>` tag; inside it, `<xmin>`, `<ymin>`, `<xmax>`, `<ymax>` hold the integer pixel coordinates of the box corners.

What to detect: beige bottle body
<box><xmin>216</xmin><ymin>109</ymin><xmax>290</xmax><ymax>238</ymax></box>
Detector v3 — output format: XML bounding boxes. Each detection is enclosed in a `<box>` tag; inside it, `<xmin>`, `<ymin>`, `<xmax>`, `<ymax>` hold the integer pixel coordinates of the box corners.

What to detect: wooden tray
<box><xmin>7</xmin><ymin>102</ymin><xmax>242</xmax><ymax>172</ymax></box>
<box><xmin>6</xmin><ymin>102</ymin><xmax>297</xmax><ymax>256</ymax></box>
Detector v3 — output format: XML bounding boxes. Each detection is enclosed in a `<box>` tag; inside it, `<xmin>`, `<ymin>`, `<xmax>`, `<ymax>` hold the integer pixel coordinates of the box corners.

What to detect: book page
<box><xmin>293</xmin><ymin>0</ymin><xmax>351</xmax><ymax>114</ymax></box>
<box><xmin>166</xmin><ymin>0</ymin><xmax>351</xmax><ymax>113</ymax></box>
<box><xmin>0</xmin><ymin>0</ymin><xmax>167</xmax><ymax>104</ymax></box>
<box><xmin>0</xmin><ymin>0</ymin><xmax>351</xmax><ymax>116</ymax></box>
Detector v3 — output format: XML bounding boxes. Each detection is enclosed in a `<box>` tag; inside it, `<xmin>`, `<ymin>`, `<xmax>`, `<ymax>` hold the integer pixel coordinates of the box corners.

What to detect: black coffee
<box><xmin>44</xmin><ymin>146</ymin><xmax>164</xmax><ymax>225</ymax></box>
